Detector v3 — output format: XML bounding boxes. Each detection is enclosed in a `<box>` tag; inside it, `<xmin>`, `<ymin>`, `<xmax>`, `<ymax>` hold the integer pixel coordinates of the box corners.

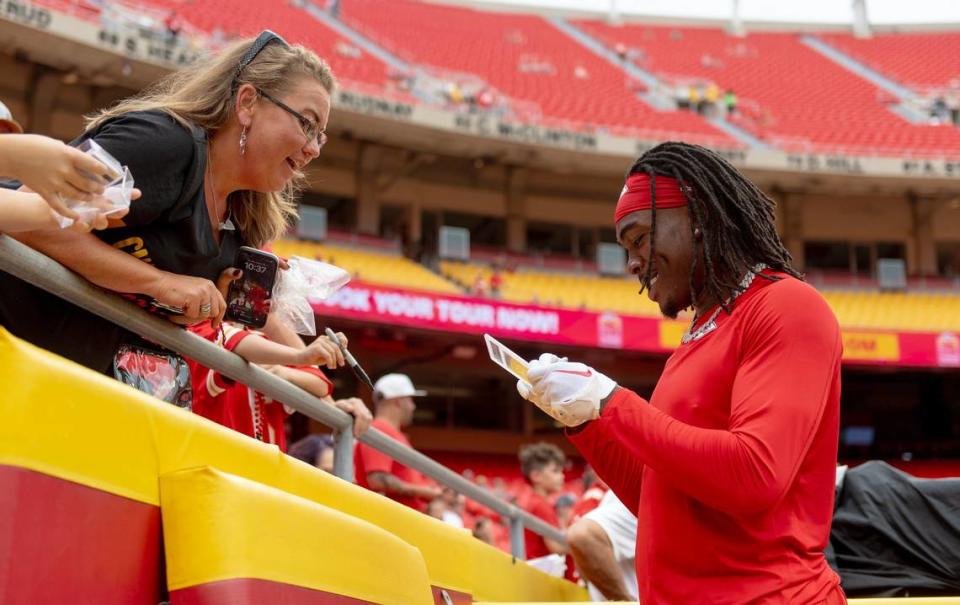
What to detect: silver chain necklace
<box><xmin>207</xmin><ymin>153</ymin><xmax>235</xmax><ymax>232</ymax></box>
<box><xmin>681</xmin><ymin>263</ymin><xmax>767</xmax><ymax>344</ymax></box>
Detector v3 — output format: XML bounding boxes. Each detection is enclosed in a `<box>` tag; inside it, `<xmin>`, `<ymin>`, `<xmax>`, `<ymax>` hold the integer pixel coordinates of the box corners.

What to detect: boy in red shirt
<box><xmin>517</xmin><ymin>142</ymin><xmax>845</xmax><ymax>604</ymax></box>
<box><xmin>517</xmin><ymin>442</ymin><xmax>567</xmax><ymax>560</ymax></box>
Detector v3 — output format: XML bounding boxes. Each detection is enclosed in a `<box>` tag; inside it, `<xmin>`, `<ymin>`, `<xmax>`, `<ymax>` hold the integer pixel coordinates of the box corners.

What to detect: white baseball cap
<box><xmin>374</xmin><ymin>373</ymin><xmax>426</xmax><ymax>400</ymax></box>
<box><xmin>0</xmin><ymin>101</ymin><xmax>23</xmax><ymax>134</ymax></box>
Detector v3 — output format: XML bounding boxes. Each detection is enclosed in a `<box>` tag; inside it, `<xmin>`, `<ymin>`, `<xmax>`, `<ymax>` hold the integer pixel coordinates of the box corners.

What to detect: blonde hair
<box><xmin>87</xmin><ymin>36</ymin><xmax>336</xmax><ymax>247</ymax></box>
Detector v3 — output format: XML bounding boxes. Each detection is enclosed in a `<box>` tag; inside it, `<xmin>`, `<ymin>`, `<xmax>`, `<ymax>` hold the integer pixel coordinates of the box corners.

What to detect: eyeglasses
<box><xmin>233</xmin><ymin>31</ymin><xmax>327</xmax><ymax>148</ymax></box>
<box><xmin>257</xmin><ymin>88</ymin><xmax>327</xmax><ymax>148</ymax></box>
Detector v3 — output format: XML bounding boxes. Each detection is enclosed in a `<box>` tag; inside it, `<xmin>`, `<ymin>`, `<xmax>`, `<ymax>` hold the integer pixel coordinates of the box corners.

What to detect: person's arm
<box><xmin>0</xmin><ymin>134</ymin><xmax>110</xmax><ymax>219</ymax></box>
<box><xmin>367</xmin><ymin>471</ymin><xmax>442</xmax><ymax>500</ymax></box>
<box><xmin>532</xmin><ymin>500</ymin><xmax>566</xmax><ymax>554</ymax></box>
<box><xmin>567</xmin><ymin>418</ymin><xmax>645</xmax><ymax>514</ymax></box>
<box><xmin>232</xmin><ymin>335</ymin><xmax>310</xmax><ymax>366</ymax></box>
<box><xmin>262</xmin><ymin>311</ymin><xmax>306</xmax><ymax>349</ymax></box>
<box><xmin>544</xmin><ymin>535</ymin><xmax>566</xmax><ymax>555</ymax></box>
<box><xmin>0</xmin><ymin>190</ymin><xmax>67</xmax><ymax>232</ymax></box>
<box><xmin>267</xmin><ymin>364</ymin><xmax>332</xmax><ymax>398</ymax></box>
<box><xmin>12</xmin><ymin>227</ymin><xmax>225</xmax><ymax>323</ymax></box>
<box><xmin>566</xmin><ymin>518</ymin><xmax>633</xmax><ymax>601</ymax></box>
<box><xmin>571</xmin><ymin>284</ymin><xmax>841</xmax><ymax>516</ymax></box>
<box><xmin>1</xmin><ymin>188</ymin><xmax>136</xmax><ymax>233</ymax></box>
<box><xmin>232</xmin><ymin>332</ymin><xmax>344</xmax><ymax>369</ymax></box>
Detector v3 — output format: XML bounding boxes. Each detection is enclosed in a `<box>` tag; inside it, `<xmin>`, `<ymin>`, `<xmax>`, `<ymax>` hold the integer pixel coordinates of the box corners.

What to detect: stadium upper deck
<box><xmin>38</xmin><ymin>0</ymin><xmax>960</xmax><ymax>159</ymax></box>
<box><xmin>818</xmin><ymin>31</ymin><xmax>960</xmax><ymax>92</ymax></box>
<box><xmin>575</xmin><ymin>21</ymin><xmax>960</xmax><ymax>157</ymax></box>
<box><xmin>338</xmin><ymin>0</ymin><xmax>735</xmax><ymax>146</ymax></box>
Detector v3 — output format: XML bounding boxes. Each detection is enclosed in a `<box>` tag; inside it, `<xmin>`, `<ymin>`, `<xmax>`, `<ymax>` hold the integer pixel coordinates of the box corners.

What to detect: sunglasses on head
<box><xmin>232</xmin><ymin>30</ymin><xmax>288</xmax><ymax>90</ymax></box>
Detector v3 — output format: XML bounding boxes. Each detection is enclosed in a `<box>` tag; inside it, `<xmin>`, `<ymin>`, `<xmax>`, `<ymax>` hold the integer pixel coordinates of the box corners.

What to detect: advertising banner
<box><xmin>316</xmin><ymin>281</ymin><xmax>958</xmax><ymax>369</ymax></box>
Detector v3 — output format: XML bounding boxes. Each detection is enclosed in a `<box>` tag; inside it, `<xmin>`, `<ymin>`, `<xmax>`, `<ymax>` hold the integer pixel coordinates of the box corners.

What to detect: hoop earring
<box><xmin>239</xmin><ymin>126</ymin><xmax>248</xmax><ymax>156</ymax></box>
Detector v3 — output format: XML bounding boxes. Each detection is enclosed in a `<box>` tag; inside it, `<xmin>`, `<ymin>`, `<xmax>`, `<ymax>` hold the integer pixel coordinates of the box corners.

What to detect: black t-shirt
<box><xmin>0</xmin><ymin>111</ymin><xmax>243</xmax><ymax>372</ymax></box>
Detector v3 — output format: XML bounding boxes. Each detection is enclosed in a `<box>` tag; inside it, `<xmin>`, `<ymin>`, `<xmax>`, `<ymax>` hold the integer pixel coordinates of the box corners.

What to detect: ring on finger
<box><xmin>199</xmin><ymin>303</ymin><xmax>212</xmax><ymax>314</ymax></box>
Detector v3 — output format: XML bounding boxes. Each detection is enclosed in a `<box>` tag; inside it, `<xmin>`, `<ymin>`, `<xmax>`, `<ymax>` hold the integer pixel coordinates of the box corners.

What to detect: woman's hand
<box><xmin>331</xmin><ymin>397</ymin><xmax>373</xmax><ymax>437</ymax></box>
<box><xmin>149</xmin><ymin>271</ymin><xmax>226</xmax><ymax>326</ymax></box>
<box><xmin>2</xmin><ymin>134</ymin><xmax>113</xmax><ymax>218</ymax></box>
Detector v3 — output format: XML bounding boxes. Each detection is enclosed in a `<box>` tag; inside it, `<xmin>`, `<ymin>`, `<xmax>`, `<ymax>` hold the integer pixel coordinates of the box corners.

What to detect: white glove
<box><xmin>516</xmin><ymin>353</ymin><xmax>617</xmax><ymax>427</ymax></box>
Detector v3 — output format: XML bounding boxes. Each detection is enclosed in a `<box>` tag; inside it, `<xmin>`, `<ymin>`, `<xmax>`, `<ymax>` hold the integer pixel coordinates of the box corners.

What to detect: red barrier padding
<box><xmin>0</xmin><ymin>465</ymin><xmax>162</xmax><ymax>604</ymax></box>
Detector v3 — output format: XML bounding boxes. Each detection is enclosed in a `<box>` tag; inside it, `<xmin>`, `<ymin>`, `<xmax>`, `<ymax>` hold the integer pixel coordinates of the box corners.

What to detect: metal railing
<box><xmin>0</xmin><ymin>234</ymin><xmax>564</xmax><ymax>558</ymax></box>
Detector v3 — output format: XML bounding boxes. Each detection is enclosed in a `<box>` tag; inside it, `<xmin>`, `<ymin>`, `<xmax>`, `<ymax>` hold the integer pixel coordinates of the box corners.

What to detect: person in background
<box><xmin>567</xmin><ymin>490</ymin><xmax>639</xmax><ymax>602</ymax></box>
<box><xmin>489</xmin><ymin>269</ymin><xmax>503</xmax><ymax>297</ymax></box>
<box><xmin>473</xmin><ymin>517</ymin><xmax>495</xmax><ymax>546</ymax></box>
<box><xmin>0</xmin><ymin>101</ymin><xmax>22</xmax><ymax>134</ymax></box>
<box><xmin>288</xmin><ymin>433</ymin><xmax>336</xmax><ymax>472</ymax></box>
<box><xmin>555</xmin><ymin>492</ymin><xmax>577</xmax><ymax>529</ymax></box>
<box><xmin>439</xmin><ymin>486</ymin><xmax>467</xmax><ymax>528</ymax></box>
<box><xmin>426</xmin><ymin>497</ymin><xmax>447</xmax><ymax>522</ymax></box>
<box><xmin>355</xmin><ymin>373</ymin><xmax>442</xmax><ymax>510</ymax></box>
<box><xmin>724</xmin><ymin>89</ymin><xmax>738</xmax><ymax>117</ymax></box>
<box><xmin>518</xmin><ymin>442</ymin><xmax>567</xmax><ymax>559</ymax></box>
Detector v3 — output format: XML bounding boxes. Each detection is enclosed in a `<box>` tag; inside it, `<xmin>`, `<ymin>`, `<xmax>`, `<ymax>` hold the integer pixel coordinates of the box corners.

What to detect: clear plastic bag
<box><xmin>55</xmin><ymin>140</ymin><xmax>135</xmax><ymax>228</ymax></box>
<box><xmin>112</xmin><ymin>344</ymin><xmax>193</xmax><ymax>409</ymax></box>
<box><xmin>272</xmin><ymin>256</ymin><xmax>350</xmax><ymax>335</ymax></box>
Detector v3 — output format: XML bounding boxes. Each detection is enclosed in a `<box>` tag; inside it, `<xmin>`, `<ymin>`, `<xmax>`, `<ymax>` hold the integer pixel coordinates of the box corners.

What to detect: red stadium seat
<box><xmin>575</xmin><ymin>20</ymin><xmax>960</xmax><ymax>158</ymax></box>
<box><xmin>339</xmin><ymin>0</ymin><xmax>738</xmax><ymax>146</ymax></box>
<box><xmin>818</xmin><ymin>32</ymin><xmax>960</xmax><ymax>92</ymax></box>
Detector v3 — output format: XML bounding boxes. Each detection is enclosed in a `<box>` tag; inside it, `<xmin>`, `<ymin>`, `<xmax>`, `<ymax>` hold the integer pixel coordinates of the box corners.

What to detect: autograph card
<box><xmin>483</xmin><ymin>334</ymin><xmax>531</xmax><ymax>386</ymax></box>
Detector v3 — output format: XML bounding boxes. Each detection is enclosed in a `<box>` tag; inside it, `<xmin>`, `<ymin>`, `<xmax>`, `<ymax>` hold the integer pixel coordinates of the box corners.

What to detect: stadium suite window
<box><xmin>936</xmin><ymin>242</ymin><xmax>960</xmax><ymax>277</ymax></box>
<box><xmin>527</xmin><ymin>221</ymin><xmax>574</xmax><ymax>256</ymax></box>
<box><xmin>804</xmin><ymin>240</ymin><xmax>905</xmax><ymax>275</ymax></box>
<box><xmin>379</xmin><ymin>204</ymin><xmax>407</xmax><ymax>242</ymax></box>
<box><xmin>575</xmin><ymin>227</ymin><xmax>618</xmax><ymax>259</ymax></box>
<box><xmin>299</xmin><ymin>191</ymin><xmax>357</xmax><ymax>231</ymax></box>
<box><xmin>411</xmin><ymin>385</ymin><xmax>519</xmax><ymax>431</ymax></box>
<box><xmin>439</xmin><ymin>211</ymin><xmax>507</xmax><ymax>247</ymax></box>
<box><xmin>840</xmin><ymin>369</ymin><xmax>960</xmax><ymax>459</ymax></box>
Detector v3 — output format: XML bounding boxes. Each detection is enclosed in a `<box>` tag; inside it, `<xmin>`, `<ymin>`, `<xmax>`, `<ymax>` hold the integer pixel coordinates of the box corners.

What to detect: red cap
<box><xmin>614</xmin><ymin>172</ymin><xmax>688</xmax><ymax>223</ymax></box>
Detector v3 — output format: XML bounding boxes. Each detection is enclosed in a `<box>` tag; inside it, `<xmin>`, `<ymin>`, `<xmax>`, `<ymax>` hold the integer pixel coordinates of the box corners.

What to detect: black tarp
<box><xmin>827</xmin><ymin>460</ymin><xmax>960</xmax><ymax>597</ymax></box>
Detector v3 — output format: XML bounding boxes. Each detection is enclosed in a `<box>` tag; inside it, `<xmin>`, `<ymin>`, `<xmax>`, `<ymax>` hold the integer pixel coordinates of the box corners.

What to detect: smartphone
<box><xmin>225</xmin><ymin>246</ymin><xmax>280</xmax><ymax>329</ymax></box>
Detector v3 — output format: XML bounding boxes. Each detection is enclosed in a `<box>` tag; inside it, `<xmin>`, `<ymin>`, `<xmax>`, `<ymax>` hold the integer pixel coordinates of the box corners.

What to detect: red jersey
<box><xmin>355</xmin><ymin>418</ymin><xmax>431</xmax><ymax>511</ymax></box>
<box><xmin>570</xmin><ymin>484</ymin><xmax>607</xmax><ymax>524</ymax></box>
<box><xmin>520</xmin><ymin>490</ymin><xmax>558</xmax><ymax>560</ymax></box>
<box><xmin>569</xmin><ymin>273</ymin><xmax>845</xmax><ymax>604</ymax></box>
<box><xmin>187</xmin><ymin>323</ymin><xmax>332</xmax><ymax>453</ymax></box>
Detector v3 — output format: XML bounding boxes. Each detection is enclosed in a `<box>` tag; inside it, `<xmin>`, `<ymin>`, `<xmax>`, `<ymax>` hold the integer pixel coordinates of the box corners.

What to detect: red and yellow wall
<box><xmin>0</xmin><ymin>328</ymin><xmax>587</xmax><ymax>604</ymax></box>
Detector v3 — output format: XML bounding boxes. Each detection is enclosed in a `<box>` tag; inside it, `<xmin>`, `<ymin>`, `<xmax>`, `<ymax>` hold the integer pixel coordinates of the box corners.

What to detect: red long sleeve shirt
<box><xmin>569</xmin><ymin>272</ymin><xmax>845</xmax><ymax>604</ymax></box>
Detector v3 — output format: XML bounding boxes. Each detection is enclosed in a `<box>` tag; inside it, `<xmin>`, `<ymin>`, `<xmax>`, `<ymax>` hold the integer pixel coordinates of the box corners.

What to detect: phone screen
<box><xmin>225</xmin><ymin>247</ymin><xmax>279</xmax><ymax>329</ymax></box>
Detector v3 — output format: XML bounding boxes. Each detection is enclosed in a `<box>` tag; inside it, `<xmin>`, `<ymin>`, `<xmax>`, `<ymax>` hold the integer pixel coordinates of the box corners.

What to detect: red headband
<box><xmin>614</xmin><ymin>173</ymin><xmax>688</xmax><ymax>223</ymax></box>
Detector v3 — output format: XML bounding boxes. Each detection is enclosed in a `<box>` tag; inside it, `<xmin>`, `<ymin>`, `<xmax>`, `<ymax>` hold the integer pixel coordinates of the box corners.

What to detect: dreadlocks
<box><xmin>628</xmin><ymin>141</ymin><xmax>802</xmax><ymax>316</ymax></box>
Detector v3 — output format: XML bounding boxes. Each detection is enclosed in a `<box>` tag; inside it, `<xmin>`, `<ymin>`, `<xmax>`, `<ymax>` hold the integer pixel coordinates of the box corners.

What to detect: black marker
<box><xmin>325</xmin><ymin>327</ymin><xmax>375</xmax><ymax>390</ymax></box>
